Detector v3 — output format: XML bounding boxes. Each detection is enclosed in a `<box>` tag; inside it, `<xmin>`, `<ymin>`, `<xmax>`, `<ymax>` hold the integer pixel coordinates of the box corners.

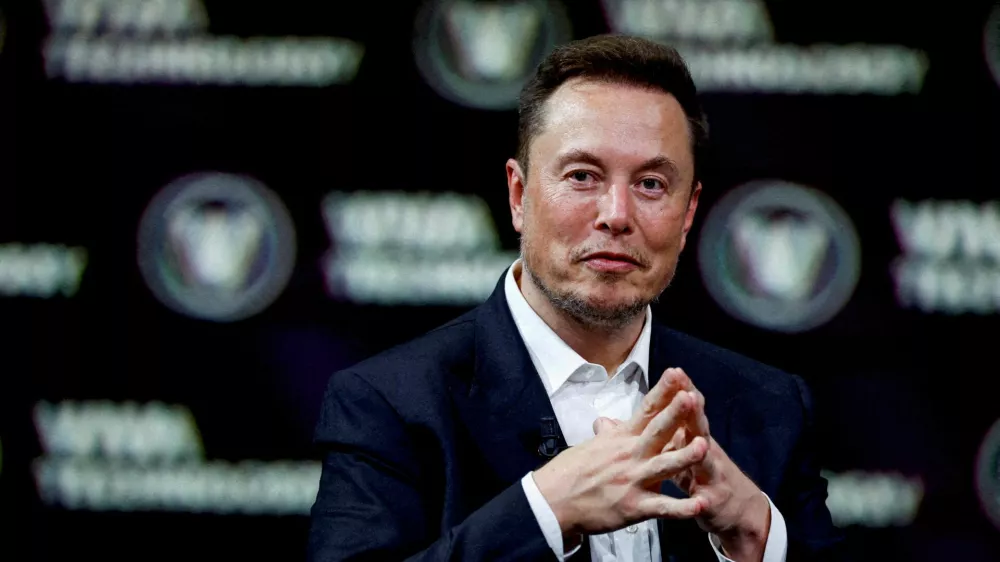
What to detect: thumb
<box><xmin>592</xmin><ymin>416</ymin><xmax>622</xmax><ymax>435</ymax></box>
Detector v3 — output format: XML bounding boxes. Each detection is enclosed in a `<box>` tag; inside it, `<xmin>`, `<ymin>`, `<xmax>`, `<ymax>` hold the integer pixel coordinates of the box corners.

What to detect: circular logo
<box><xmin>137</xmin><ymin>172</ymin><xmax>297</xmax><ymax>322</ymax></box>
<box><xmin>696</xmin><ymin>180</ymin><xmax>861</xmax><ymax>333</ymax></box>
<box><xmin>986</xmin><ymin>4</ymin><xmax>1000</xmax><ymax>88</ymax></box>
<box><xmin>976</xmin><ymin>418</ymin><xmax>1000</xmax><ymax>531</ymax></box>
<box><xmin>413</xmin><ymin>0</ymin><xmax>571</xmax><ymax>110</ymax></box>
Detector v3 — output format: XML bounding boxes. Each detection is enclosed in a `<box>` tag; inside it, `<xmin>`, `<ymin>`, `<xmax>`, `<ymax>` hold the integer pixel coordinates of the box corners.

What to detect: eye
<box><xmin>569</xmin><ymin>170</ymin><xmax>594</xmax><ymax>183</ymax></box>
<box><xmin>639</xmin><ymin>178</ymin><xmax>666</xmax><ymax>191</ymax></box>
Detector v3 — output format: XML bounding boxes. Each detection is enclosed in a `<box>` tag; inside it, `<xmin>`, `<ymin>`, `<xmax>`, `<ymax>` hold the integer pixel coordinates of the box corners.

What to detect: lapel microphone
<box><xmin>537</xmin><ymin>416</ymin><xmax>569</xmax><ymax>459</ymax></box>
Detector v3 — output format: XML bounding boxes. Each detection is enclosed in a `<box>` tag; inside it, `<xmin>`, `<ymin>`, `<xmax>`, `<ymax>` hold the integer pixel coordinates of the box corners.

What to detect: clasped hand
<box><xmin>532</xmin><ymin>368</ymin><xmax>770</xmax><ymax>557</ymax></box>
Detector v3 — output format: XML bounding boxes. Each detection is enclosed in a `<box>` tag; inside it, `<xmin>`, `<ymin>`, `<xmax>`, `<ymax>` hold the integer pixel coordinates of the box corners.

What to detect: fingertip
<box><xmin>593</xmin><ymin>416</ymin><xmax>619</xmax><ymax>434</ymax></box>
<box><xmin>695</xmin><ymin>495</ymin><xmax>709</xmax><ymax>514</ymax></box>
<box><xmin>685</xmin><ymin>391</ymin><xmax>699</xmax><ymax>412</ymax></box>
<box><xmin>690</xmin><ymin>436</ymin><xmax>708</xmax><ymax>456</ymax></box>
<box><xmin>683</xmin><ymin>496</ymin><xmax>704</xmax><ymax>518</ymax></box>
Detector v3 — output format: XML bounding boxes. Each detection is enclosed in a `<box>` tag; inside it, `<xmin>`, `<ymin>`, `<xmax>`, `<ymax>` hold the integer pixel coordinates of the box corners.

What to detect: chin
<box><xmin>581</xmin><ymin>284</ymin><xmax>645</xmax><ymax>306</ymax></box>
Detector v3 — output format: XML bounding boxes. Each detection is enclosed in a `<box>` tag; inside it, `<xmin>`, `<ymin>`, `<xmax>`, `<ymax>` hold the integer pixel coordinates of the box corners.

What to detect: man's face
<box><xmin>507</xmin><ymin>78</ymin><xmax>701</xmax><ymax>328</ymax></box>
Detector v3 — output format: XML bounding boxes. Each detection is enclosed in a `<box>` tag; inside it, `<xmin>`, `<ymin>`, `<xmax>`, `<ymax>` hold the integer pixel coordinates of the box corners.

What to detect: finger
<box><xmin>593</xmin><ymin>416</ymin><xmax>622</xmax><ymax>435</ymax></box>
<box><xmin>638</xmin><ymin>436</ymin><xmax>708</xmax><ymax>483</ymax></box>
<box><xmin>670</xmin><ymin>367</ymin><xmax>694</xmax><ymax>389</ymax></box>
<box><xmin>663</xmin><ymin>426</ymin><xmax>688</xmax><ymax>453</ymax></box>
<box><xmin>685</xmin><ymin>389</ymin><xmax>711</xmax><ymax>438</ymax></box>
<box><xmin>633</xmin><ymin>490</ymin><xmax>706</xmax><ymax>520</ymax></box>
<box><xmin>637</xmin><ymin>389</ymin><xmax>696</xmax><ymax>456</ymax></box>
<box><xmin>665</xmin><ymin>372</ymin><xmax>709</xmax><ymax>440</ymax></box>
<box><xmin>690</xmin><ymin>436</ymin><xmax>719</xmax><ymax>482</ymax></box>
<box><xmin>627</xmin><ymin>368</ymin><xmax>686</xmax><ymax>434</ymax></box>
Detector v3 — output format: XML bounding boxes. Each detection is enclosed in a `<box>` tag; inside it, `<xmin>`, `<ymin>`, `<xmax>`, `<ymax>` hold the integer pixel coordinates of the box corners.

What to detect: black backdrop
<box><xmin>5</xmin><ymin>0</ymin><xmax>1000</xmax><ymax>560</ymax></box>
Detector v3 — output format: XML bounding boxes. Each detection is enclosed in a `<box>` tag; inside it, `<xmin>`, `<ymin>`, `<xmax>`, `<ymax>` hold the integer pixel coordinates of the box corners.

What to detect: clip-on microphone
<box><xmin>537</xmin><ymin>416</ymin><xmax>568</xmax><ymax>459</ymax></box>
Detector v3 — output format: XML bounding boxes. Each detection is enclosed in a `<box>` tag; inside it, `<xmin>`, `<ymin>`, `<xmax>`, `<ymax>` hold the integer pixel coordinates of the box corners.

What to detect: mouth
<box><xmin>580</xmin><ymin>252</ymin><xmax>643</xmax><ymax>273</ymax></box>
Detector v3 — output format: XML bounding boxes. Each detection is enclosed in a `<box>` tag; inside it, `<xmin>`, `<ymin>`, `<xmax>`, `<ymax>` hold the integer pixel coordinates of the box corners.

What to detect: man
<box><xmin>308</xmin><ymin>35</ymin><xmax>844</xmax><ymax>561</ymax></box>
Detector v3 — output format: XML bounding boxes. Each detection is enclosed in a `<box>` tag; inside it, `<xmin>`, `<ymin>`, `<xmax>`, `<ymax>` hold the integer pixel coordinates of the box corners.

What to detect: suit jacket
<box><xmin>308</xmin><ymin>274</ymin><xmax>845</xmax><ymax>561</ymax></box>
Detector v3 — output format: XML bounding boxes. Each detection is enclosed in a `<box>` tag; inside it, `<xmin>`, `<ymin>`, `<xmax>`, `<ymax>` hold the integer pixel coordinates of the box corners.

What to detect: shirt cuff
<box><xmin>708</xmin><ymin>492</ymin><xmax>788</xmax><ymax>562</ymax></box>
<box><xmin>521</xmin><ymin>472</ymin><xmax>584</xmax><ymax>561</ymax></box>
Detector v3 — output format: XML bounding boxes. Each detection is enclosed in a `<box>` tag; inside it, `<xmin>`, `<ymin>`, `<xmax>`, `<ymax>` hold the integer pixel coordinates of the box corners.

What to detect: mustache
<box><xmin>571</xmin><ymin>245</ymin><xmax>649</xmax><ymax>267</ymax></box>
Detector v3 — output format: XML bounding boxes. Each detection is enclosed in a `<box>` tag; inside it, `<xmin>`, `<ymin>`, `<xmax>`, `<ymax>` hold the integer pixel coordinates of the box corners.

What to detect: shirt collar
<box><xmin>504</xmin><ymin>259</ymin><xmax>652</xmax><ymax>397</ymax></box>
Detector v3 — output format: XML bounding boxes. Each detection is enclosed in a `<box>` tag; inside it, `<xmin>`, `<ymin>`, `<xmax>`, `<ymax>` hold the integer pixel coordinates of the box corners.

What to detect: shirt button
<box><xmin>626</xmin><ymin>524</ymin><xmax>638</xmax><ymax>534</ymax></box>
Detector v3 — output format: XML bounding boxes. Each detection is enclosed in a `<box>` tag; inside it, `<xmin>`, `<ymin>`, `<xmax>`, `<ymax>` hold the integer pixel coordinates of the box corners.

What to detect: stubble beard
<box><xmin>520</xmin><ymin>234</ymin><xmax>666</xmax><ymax>332</ymax></box>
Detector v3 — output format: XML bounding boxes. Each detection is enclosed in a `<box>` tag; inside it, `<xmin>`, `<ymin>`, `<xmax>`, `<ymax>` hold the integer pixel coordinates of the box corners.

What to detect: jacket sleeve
<box><xmin>780</xmin><ymin>375</ymin><xmax>849</xmax><ymax>561</ymax></box>
<box><xmin>307</xmin><ymin>369</ymin><xmax>553</xmax><ymax>562</ymax></box>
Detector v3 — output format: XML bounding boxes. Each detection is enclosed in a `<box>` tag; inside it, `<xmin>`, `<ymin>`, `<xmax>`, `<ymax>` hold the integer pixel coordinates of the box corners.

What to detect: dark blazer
<box><xmin>308</xmin><ymin>274</ymin><xmax>845</xmax><ymax>561</ymax></box>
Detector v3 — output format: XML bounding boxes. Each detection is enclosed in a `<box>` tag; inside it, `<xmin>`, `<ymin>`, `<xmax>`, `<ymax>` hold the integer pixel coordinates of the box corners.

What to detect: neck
<box><xmin>516</xmin><ymin>263</ymin><xmax>644</xmax><ymax>375</ymax></box>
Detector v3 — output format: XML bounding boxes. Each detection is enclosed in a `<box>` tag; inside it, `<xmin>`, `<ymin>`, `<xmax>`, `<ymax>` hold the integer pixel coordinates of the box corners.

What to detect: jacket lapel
<box><xmin>451</xmin><ymin>272</ymin><xmax>562</xmax><ymax>486</ymax></box>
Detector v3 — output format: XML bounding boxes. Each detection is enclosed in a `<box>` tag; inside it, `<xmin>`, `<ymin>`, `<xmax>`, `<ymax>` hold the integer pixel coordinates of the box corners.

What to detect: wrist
<box><xmin>532</xmin><ymin>465</ymin><xmax>580</xmax><ymax>535</ymax></box>
<box><xmin>717</xmin><ymin>492</ymin><xmax>770</xmax><ymax>560</ymax></box>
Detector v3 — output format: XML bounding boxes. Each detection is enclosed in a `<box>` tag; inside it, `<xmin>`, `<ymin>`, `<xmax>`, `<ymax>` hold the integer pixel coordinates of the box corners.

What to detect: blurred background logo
<box><xmin>822</xmin><ymin>470</ymin><xmax>923</xmax><ymax>528</ymax></box>
<box><xmin>986</xmin><ymin>3</ymin><xmax>1000</xmax><ymax>88</ymax></box>
<box><xmin>32</xmin><ymin>401</ymin><xmax>319</xmax><ymax>514</ymax></box>
<box><xmin>697</xmin><ymin>180</ymin><xmax>861</xmax><ymax>332</ymax></box>
<box><xmin>890</xmin><ymin>199</ymin><xmax>1000</xmax><ymax>315</ymax></box>
<box><xmin>137</xmin><ymin>173</ymin><xmax>297</xmax><ymax>322</ymax></box>
<box><xmin>0</xmin><ymin>244</ymin><xmax>88</xmax><ymax>298</ymax></box>
<box><xmin>976</xmin><ymin>418</ymin><xmax>1000</xmax><ymax>531</ymax></box>
<box><xmin>414</xmin><ymin>0</ymin><xmax>571</xmax><ymax>109</ymax></box>
<box><xmin>600</xmin><ymin>0</ymin><xmax>774</xmax><ymax>45</ymax></box>
<box><xmin>601</xmin><ymin>0</ymin><xmax>928</xmax><ymax>95</ymax></box>
<box><xmin>40</xmin><ymin>0</ymin><xmax>363</xmax><ymax>86</ymax></box>
<box><xmin>322</xmin><ymin>191</ymin><xmax>517</xmax><ymax>305</ymax></box>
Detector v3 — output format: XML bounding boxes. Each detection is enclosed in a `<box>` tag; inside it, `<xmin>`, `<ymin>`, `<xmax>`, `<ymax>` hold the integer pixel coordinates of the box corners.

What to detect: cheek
<box><xmin>532</xmin><ymin>191</ymin><xmax>592</xmax><ymax>240</ymax></box>
<box><xmin>638</xmin><ymin>206</ymin><xmax>687</xmax><ymax>252</ymax></box>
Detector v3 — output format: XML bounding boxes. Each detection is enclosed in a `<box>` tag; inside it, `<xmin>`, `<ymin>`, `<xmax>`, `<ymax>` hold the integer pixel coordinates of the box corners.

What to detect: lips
<box><xmin>581</xmin><ymin>252</ymin><xmax>641</xmax><ymax>266</ymax></box>
<box><xmin>580</xmin><ymin>251</ymin><xmax>643</xmax><ymax>273</ymax></box>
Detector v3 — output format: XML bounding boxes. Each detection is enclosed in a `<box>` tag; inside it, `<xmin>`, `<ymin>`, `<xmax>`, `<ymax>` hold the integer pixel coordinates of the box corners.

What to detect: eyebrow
<box><xmin>554</xmin><ymin>149</ymin><xmax>681</xmax><ymax>181</ymax></box>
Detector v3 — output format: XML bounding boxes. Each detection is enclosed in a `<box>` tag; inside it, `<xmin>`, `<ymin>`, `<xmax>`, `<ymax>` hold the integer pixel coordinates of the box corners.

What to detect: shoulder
<box><xmin>321</xmin><ymin>309</ymin><xmax>479</xmax><ymax>410</ymax></box>
<box><xmin>354</xmin><ymin>308</ymin><xmax>477</xmax><ymax>374</ymax></box>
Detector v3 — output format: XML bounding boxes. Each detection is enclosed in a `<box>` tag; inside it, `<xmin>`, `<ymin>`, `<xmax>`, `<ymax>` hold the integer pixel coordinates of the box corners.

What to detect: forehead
<box><xmin>533</xmin><ymin>78</ymin><xmax>693</xmax><ymax>169</ymax></box>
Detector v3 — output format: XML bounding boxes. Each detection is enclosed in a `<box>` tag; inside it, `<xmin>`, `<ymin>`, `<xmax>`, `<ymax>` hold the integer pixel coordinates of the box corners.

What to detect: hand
<box><xmin>662</xmin><ymin>368</ymin><xmax>771</xmax><ymax>561</ymax></box>
<box><xmin>531</xmin><ymin>368</ymin><xmax>710</xmax><ymax>538</ymax></box>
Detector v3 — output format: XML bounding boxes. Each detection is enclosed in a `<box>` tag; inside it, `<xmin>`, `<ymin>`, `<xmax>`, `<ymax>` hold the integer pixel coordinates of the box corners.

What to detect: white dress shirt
<box><xmin>504</xmin><ymin>261</ymin><xmax>788</xmax><ymax>562</ymax></box>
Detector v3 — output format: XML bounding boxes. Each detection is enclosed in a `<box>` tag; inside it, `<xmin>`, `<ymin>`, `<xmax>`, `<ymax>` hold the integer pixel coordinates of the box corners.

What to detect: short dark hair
<box><xmin>516</xmin><ymin>34</ymin><xmax>709</xmax><ymax>186</ymax></box>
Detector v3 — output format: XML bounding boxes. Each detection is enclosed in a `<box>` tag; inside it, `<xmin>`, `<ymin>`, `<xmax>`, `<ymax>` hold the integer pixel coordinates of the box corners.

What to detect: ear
<box><xmin>678</xmin><ymin>181</ymin><xmax>702</xmax><ymax>253</ymax></box>
<box><xmin>506</xmin><ymin>158</ymin><xmax>527</xmax><ymax>234</ymax></box>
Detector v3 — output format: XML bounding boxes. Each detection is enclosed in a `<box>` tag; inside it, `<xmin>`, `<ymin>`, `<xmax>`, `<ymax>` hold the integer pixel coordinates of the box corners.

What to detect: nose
<box><xmin>595</xmin><ymin>181</ymin><xmax>633</xmax><ymax>235</ymax></box>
